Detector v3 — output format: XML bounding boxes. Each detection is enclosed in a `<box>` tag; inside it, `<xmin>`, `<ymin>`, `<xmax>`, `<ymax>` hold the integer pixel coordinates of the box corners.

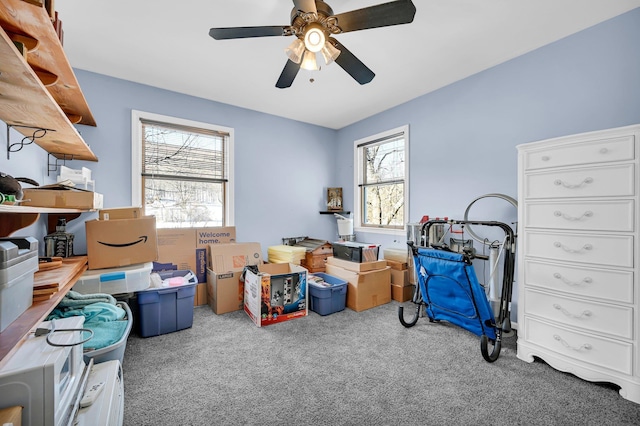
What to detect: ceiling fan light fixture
<box><xmin>285</xmin><ymin>38</ymin><xmax>305</xmax><ymax>63</ymax></box>
<box><xmin>300</xmin><ymin>50</ymin><xmax>319</xmax><ymax>71</ymax></box>
<box><xmin>320</xmin><ymin>41</ymin><xmax>340</xmax><ymax>65</ymax></box>
<box><xmin>303</xmin><ymin>24</ymin><xmax>325</xmax><ymax>53</ymax></box>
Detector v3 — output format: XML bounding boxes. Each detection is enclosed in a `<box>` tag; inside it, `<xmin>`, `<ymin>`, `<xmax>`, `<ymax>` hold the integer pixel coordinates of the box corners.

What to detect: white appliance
<box><xmin>0</xmin><ymin>316</ymin><xmax>124</xmax><ymax>425</ymax></box>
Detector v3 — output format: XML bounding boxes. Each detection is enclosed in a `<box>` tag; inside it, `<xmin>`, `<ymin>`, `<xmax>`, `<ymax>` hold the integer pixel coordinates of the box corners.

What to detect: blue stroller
<box><xmin>398</xmin><ymin>219</ymin><xmax>516</xmax><ymax>362</ymax></box>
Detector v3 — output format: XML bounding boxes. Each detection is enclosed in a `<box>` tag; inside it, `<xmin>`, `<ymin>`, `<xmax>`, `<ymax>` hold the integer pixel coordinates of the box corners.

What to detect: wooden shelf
<box><xmin>0</xmin><ymin>256</ymin><xmax>88</xmax><ymax>369</ymax></box>
<box><xmin>0</xmin><ymin>204</ymin><xmax>87</xmax><ymax>237</ymax></box>
<box><xmin>320</xmin><ymin>211</ymin><xmax>351</xmax><ymax>215</ymax></box>
<box><xmin>0</xmin><ymin>0</ymin><xmax>97</xmax><ymax>161</ymax></box>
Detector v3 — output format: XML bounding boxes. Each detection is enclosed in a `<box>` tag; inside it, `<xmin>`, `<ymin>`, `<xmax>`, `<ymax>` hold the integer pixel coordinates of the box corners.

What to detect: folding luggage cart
<box><xmin>398</xmin><ymin>219</ymin><xmax>516</xmax><ymax>362</ymax></box>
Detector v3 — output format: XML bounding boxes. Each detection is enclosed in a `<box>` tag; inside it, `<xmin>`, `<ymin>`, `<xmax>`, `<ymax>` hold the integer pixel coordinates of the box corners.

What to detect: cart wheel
<box><xmin>398</xmin><ymin>304</ymin><xmax>420</xmax><ymax>328</ymax></box>
<box><xmin>480</xmin><ymin>334</ymin><xmax>501</xmax><ymax>363</ymax></box>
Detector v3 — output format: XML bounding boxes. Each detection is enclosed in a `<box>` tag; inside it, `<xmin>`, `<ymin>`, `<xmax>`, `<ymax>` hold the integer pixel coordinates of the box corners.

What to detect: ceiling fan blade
<box><xmin>209</xmin><ymin>26</ymin><xmax>289</xmax><ymax>40</ymax></box>
<box><xmin>292</xmin><ymin>0</ymin><xmax>317</xmax><ymax>14</ymax></box>
<box><xmin>333</xmin><ymin>0</ymin><xmax>416</xmax><ymax>33</ymax></box>
<box><xmin>276</xmin><ymin>60</ymin><xmax>301</xmax><ymax>88</ymax></box>
<box><xmin>329</xmin><ymin>39</ymin><xmax>375</xmax><ymax>85</ymax></box>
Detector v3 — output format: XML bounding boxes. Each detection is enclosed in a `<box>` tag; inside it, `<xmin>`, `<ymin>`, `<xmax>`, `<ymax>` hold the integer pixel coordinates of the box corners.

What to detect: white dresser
<box><xmin>517</xmin><ymin>124</ymin><xmax>640</xmax><ymax>404</ymax></box>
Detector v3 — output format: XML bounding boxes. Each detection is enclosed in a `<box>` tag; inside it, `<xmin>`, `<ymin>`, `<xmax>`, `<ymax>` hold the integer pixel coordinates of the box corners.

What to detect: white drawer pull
<box><xmin>541</xmin><ymin>155</ymin><xmax>550</xmax><ymax>161</ymax></box>
<box><xmin>554</xmin><ymin>177</ymin><xmax>593</xmax><ymax>189</ymax></box>
<box><xmin>553</xmin><ymin>335</ymin><xmax>592</xmax><ymax>351</ymax></box>
<box><xmin>553</xmin><ymin>273</ymin><xmax>593</xmax><ymax>287</ymax></box>
<box><xmin>599</xmin><ymin>147</ymin><xmax>608</xmax><ymax>154</ymax></box>
<box><xmin>553</xmin><ymin>303</ymin><xmax>592</xmax><ymax>319</ymax></box>
<box><xmin>553</xmin><ymin>210</ymin><xmax>593</xmax><ymax>221</ymax></box>
<box><xmin>554</xmin><ymin>242</ymin><xmax>593</xmax><ymax>253</ymax></box>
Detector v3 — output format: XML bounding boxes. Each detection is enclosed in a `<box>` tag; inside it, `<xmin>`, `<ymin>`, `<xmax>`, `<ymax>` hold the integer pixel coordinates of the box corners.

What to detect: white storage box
<box><xmin>73</xmin><ymin>262</ymin><xmax>152</xmax><ymax>295</ymax></box>
<box><xmin>57</xmin><ymin>165</ymin><xmax>95</xmax><ymax>190</ymax></box>
<box><xmin>0</xmin><ymin>237</ymin><xmax>38</xmax><ymax>332</ymax></box>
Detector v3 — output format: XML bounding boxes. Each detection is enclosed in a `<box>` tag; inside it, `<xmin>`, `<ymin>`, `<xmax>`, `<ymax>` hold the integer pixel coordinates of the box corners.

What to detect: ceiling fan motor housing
<box><xmin>290</xmin><ymin>0</ymin><xmax>336</xmax><ymax>39</ymax></box>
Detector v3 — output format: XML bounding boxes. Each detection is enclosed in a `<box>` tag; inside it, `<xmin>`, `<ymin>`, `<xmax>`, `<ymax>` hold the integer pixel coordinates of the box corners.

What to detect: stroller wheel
<box><xmin>480</xmin><ymin>334</ymin><xmax>501</xmax><ymax>363</ymax></box>
<box><xmin>398</xmin><ymin>305</ymin><xmax>420</xmax><ymax>328</ymax></box>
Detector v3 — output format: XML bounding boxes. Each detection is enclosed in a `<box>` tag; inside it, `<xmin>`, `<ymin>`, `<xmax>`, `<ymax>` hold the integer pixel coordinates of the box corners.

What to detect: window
<box><xmin>131</xmin><ymin>110</ymin><xmax>234</xmax><ymax>228</ymax></box>
<box><xmin>354</xmin><ymin>125</ymin><xmax>409</xmax><ymax>231</ymax></box>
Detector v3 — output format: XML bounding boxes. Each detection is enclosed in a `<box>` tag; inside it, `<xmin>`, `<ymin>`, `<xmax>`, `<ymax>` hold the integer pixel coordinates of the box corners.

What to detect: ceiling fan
<box><xmin>209</xmin><ymin>0</ymin><xmax>417</xmax><ymax>88</ymax></box>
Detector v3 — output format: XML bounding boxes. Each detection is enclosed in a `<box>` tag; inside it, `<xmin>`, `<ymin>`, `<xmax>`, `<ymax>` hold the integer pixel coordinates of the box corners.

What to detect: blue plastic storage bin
<box><xmin>137</xmin><ymin>270</ymin><xmax>197</xmax><ymax>337</ymax></box>
<box><xmin>308</xmin><ymin>272</ymin><xmax>347</xmax><ymax>316</ymax></box>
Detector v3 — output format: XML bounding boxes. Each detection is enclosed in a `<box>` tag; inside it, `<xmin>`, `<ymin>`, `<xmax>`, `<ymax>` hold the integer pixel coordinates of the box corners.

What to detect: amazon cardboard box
<box><xmin>85</xmin><ymin>216</ymin><xmax>158</xmax><ymax>270</ymax></box>
<box><xmin>156</xmin><ymin>227</ymin><xmax>236</xmax><ymax>305</ymax></box>
<box><xmin>206</xmin><ymin>242</ymin><xmax>263</xmax><ymax>314</ymax></box>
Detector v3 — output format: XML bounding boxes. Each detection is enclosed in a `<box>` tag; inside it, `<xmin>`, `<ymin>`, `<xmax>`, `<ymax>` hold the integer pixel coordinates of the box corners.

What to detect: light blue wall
<box><xmin>2</xmin><ymin>8</ymin><xmax>638</xmax><ymax>272</ymax></box>
<box><xmin>2</xmin><ymin>72</ymin><xmax>339</xmax><ymax>255</ymax></box>
<box><xmin>340</xmin><ymin>7</ymin><xmax>640</xmax><ymax>252</ymax></box>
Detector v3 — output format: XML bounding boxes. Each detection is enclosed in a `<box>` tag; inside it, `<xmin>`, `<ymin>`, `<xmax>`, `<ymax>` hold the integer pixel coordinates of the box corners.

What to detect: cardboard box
<box><xmin>385</xmin><ymin>259</ymin><xmax>408</xmax><ymax>271</ymax></box>
<box><xmin>99</xmin><ymin>207</ymin><xmax>143</xmax><ymax>220</ymax></box>
<box><xmin>325</xmin><ymin>263</ymin><xmax>391</xmax><ymax>312</ymax></box>
<box><xmin>22</xmin><ymin>187</ymin><xmax>103</xmax><ymax>209</ymax></box>
<box><xmin>326</xmin><ymin>256</ymin><xmax>387</xmax><ymax>272</ymax></box>
<box><xmin>156</xmin><ymin>227</ymin><xmax>236</xmax><ymax>299</ymax></box>
<box><xmin>390</xmin><ymin>268</ymin><xmax>409</xmax><ymax>286</ymax></box>
<box><xmin>85</xmin><ymin>216</ymin><xmax>158</xmax><ymax>270</ymax></box>
<box><xmin>244</xmin><ymin>263</ymin><xmax>307</xmax><ymax>327</ymax></box>
<box><xmin>195</xmin><ymin>283</ymin><xmax>207</xmax><ymax>306</ymax></box>
<box><xmin>207</xmin><ymin>242</ymin><xmax>263</xmax><ymax>314</ymax></box>
<box><xmin>392</xmin><ymin>284</ymin><xmax>415</xmax><ymax>302</ymax></box>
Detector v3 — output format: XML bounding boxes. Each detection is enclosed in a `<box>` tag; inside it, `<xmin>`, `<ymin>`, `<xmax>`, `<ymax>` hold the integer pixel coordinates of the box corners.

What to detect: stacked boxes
<box><xmin>156</xmin><ymin>227</ymin><xmax>236</xmax><ymax>305</ymax></box>
<box><xmin>206</xmin><ymin>242</ymin><xmax>263</xmax><ymax>314</ymax></box>
<box><xmin>386</xmin><ymin>259</ymin><xmax>414</xmax><ymax>302</ymax></box>
<box><xmin>384</xmin><ymin>248</ymin><xmax>415</xmax><ymax>302</ymax></box>
<box><xmin>324</xmin><ymin>257</ymin><xmax>390</xmax><ymax>312</ymax></box>
<box><xmin>243</xmin><ymin>263</ymin><xmax>307</xmax><ymax>327</ymax></box>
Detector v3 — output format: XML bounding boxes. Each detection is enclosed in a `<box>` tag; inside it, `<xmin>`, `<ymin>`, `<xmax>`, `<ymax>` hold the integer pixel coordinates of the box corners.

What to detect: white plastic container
<box><xmin>73</xmin><ymin>262</ymin><xmax>152</xmax><ymax>295</ymax></box>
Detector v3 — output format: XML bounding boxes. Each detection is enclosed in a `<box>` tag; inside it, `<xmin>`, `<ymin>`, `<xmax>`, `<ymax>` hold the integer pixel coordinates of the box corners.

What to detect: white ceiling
<box><xmin>56</xmin><ymin>1</ymin><xmax>640</xmax><ymax>130</ymax></box>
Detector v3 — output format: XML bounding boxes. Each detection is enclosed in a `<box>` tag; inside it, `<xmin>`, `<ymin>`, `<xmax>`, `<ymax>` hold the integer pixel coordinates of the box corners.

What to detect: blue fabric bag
<box><xmin>413</xmin><ymin>247</ymin><xmax>496</xmax><ymax>340</ymax></box>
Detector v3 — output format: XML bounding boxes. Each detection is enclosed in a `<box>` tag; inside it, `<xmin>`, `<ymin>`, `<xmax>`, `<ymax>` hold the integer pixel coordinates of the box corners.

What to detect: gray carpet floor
<box><xmin>122</xmin><ymin>301</ymin><xmax>640</xmax><ymax>425</ymax></box>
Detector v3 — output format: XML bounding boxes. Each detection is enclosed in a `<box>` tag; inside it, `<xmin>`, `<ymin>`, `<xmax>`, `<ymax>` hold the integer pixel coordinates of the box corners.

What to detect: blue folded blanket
<box><xmin>47</xmin><ymin>302</ymin><xmax>128</xmax><ymax>351</ymax></box>
<box><xmin>57</xmin><ymin>290</ymin><xmax>116</xmax><ymax>309</ymax></box>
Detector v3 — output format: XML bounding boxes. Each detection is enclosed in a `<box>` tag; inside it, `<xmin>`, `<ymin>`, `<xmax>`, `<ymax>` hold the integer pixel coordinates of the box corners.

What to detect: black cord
<box><xmin>35</xmin><ymin>319</ymin><xmax>94</xmax><ymax>347</ymax></box>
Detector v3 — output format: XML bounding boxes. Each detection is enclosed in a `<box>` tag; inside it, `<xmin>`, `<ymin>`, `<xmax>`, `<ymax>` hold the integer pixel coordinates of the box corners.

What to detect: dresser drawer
<box><xmin>524</xmin><ymin>200</ymin><xmax>634</xmax><ymax>232</ymax></box>
<box><xmin>524</xmin><ymin>289</ymin><xmax>633</xmax><ymax>339</ymax></box>
<box><xmin>523</xmin><ymin>317</ymin><xmax>632</xmax><ymax>375</ymax></box>
<box><xmin>524</xmin><ymin>231</ymin><xmax>634</xmax><ymax>268</ymax></box>
<box><xmin>523</xmin><ymin>135</ymin><xmax>635</xmax><ymax>170</ymax></box>
<box><xmin>524</xmin><ymin>259</ymin><xmax>634</xmax><ymax>303</ymax></box>
<box><xmin>523</xmin><ymin>164</ymin><xmax>634</xmax><ymax>199</ymax></box>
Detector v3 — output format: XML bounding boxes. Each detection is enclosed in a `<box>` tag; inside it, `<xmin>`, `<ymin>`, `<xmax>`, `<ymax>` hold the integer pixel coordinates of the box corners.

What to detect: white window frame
<box><xmin>131</xmin><ymin>110</ymin><xmax>235</xmax><ymax>226</ymax></box>
<box><xmin>353</xmin><ymin>125</ymin><xmax>409</xmax><ymax>235</ymax></box>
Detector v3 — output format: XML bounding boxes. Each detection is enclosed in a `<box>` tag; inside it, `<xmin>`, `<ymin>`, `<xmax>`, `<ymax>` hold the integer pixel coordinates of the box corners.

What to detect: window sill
<box><xmin>354</xmin><ymin>226</ymin><xmax>404</xmax><ymax>236</ymax></box>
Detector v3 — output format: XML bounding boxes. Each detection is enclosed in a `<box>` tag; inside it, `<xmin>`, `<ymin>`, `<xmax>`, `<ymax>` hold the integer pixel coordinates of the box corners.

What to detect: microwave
<box><xmin>0</xmin><ymin>316</ymin><xmax>88</xmax><ymax>426</ymax></box>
